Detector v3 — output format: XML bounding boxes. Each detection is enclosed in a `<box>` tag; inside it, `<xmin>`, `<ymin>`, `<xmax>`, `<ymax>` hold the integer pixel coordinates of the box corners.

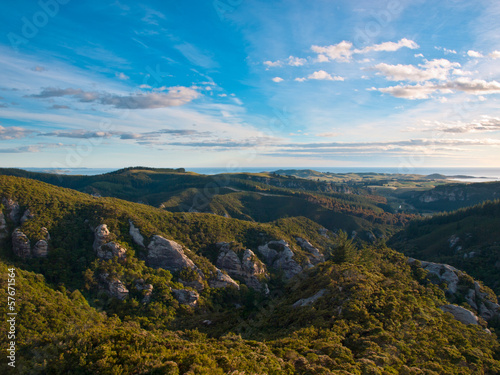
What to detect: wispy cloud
<box><xmin>296</xmin><ymin>70</ymin><xmax>344</xmax><ymax>82</ymax></box>
<box><xmin>0</xmin><ymin>125</ymin><xmax>36</xmax><ymax>140</ymax></box>
<box><xmin>29</xmin><ymin>86</ymin><xmax>200</xmax><ymax>109</ymax></box>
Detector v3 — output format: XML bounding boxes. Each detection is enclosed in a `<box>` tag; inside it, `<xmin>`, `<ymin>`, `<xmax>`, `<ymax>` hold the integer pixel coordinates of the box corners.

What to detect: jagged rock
<box><xmin>12</xmin><ymin>228</ymin><xmax>31</xmax><ymax>258</ymax></box>
<box><xmin>129</xmin><ymin>220</ymin><xmax>144</xmax><ymax>247</ymax></box>
<box><xmin>318</xmin><ymin>227</ymin><xmax>330</xmax><ymax>238</ymax></box>
<box><xmin>440</xmin><ymin>305</ymin><xmax>479</xmax><ymax>325</ymax></box>
<box><xmin>258</xmin><ymin>240</ymin><xmax>302</xmax><ymax>279</ymax></box>
<box><xmin>32</xmin><ymin>240</ymin><xmax>48</xmax><ymax>258</ymax></box>
<box><xmin>0</xmin><ymin>212</ymin><xmax>7</xmax><ymax>240</ymax></box>
<box><xmin>93</xmin><ymin>224</ymin><xmax>111</xmax><ymax>252</ymax></box>
<box><xmin>296</xmin><ymin>237</ymin><xmax>324</xmax><ymax>265</ymax></box>
<box><xmin>147</xmin><ymin>236</ymin><xmax>195</xmax><ymax>271</ymax></box>
<box><xmin>98</xmin><ymin>242</ymin><xmax>127</xmax><ymax>260</ymax></box>
<box><xmin>20</xmin><ymin>209</ymin><xmax>34</xmax><ymax>224</ymax></box>
<box><xmin>293</xmin><ymin>289</ymin><xmax>327</xmax><ymax>308</ymax></box>
<box><xmin>209</xmin><ymin>269</ymin><xmax>239</xmax><ymax>289</ymax></box>
<box><xmin>2</xmin><ymin>198</ymin><xmax>20</xmax><ymax>223</ymax></box>
<box><xmin>172</xmin><ymin>289</ymin><xmax>199</xmax><ymax>307</ymax></box>
<box><xmin>40</xmin><ymin>227</ymin><xmax>50</xmax><ymax>241</ymax></box>
<box><xmin>135</xmin><ymin>279</ymin><xmax>154</xmax><ymax>303</ymax></box>
<box><xmin>216</xmin><ymin>243</ymin><xmax>268</xmax><ymax>290</ymax></box>
<box><xmin>408</xmin><ymin>258</ymin><xmax>460</xmax><ymax>294</ymax></box>
<box><xmin>99</xmin><ymin>273</ymin><xmax>129</xmax><ymax>300</ymax></box>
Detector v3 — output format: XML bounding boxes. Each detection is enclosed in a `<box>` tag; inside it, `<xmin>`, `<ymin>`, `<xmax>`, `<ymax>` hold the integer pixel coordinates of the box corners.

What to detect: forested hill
<box><xmin>389</xmin><ymin>200</ymin><xmax>500</xmax><ymax>295</ymax></box>
<box><xmin>0</xmin><ymin>175</ymin><xmax>499</xmax><ymax>373</ymax></box>
<box><xmin>0</xmin><ymin>167</ymin><xmax>413</xmax><ymax>240</ymax></box>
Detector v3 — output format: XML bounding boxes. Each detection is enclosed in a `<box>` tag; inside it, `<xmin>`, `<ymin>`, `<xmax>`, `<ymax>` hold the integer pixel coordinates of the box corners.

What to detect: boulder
<box><xmin>209</xmin><ymin>269</ymin><xmax>239</xmax><ymax>289</ymax></box>
<box><xmin>129</xmin><ymin>220</ymin><xmax>145</xmax><ymax>247</ymax></box>
<box><xmin>408</xmin><ymin>258</ymin><xmax>460</xmax><ymax>294</ymax></box>
<box><xmin>296</xmin><ymin>237</ymin><xmax>324</xmax><ymax>265</ymax></box>
<box><xmin>98</xmin><ymin>242</ymin><xmax>127</xmax><ymax>260</ymax></box>
<box><xmin>147</xmin><ymin>236</ymin><xmax>195</xmax><ymax>272</ymax></box>
<box><xmin>135</xmin><ymin>279</ymin><xmax>154</xmax><ymax>303</ymax></box>
<box><xmin>12</xmin><ymin>228</ymin><xmax>31</xmax><ymax>258</ymax></box>
<box><xmin>99</xmin><ymin>273</ymin><xmax>129</xmax><ymax>300</ymax></box>
<box><xmin>32</xmin><ymin>240</ymin><xmax>48</xmax><ymax>258</ymax></box>
<box><xmin>93</xmin><ymin>224</ymin><xmax>111</xmax><ymax>252</ymax></box>
<box><xmin>0</xmin><ymin>212</ymin><xmax>7</xmax><ymax>240</ymax></box>
<box><xmin>172</xmin><ymin>289</ymin><xmax>199</xmax><ymax>307</ymax></box>
<box><xmin>2</xmin><ymin>198</ymin><xmax>20</xmax><ymax>223</ymax></box>
<box><xmin>293</xmin><ymin>289</ymin><xmax>327</xmax><ymax>308</ymax></box>
<box><xmin>258</xmin><ymin>240</ymin><xmax>302</xmax><ymax>279</ymax></box>
<box><xmin>20</xmin><ymin>209</ymin><xmax>34</xmax><ymax>224</ymax></box>
<box><xmin>440</xmin><ymin>305</ymin><xmax>479</xmax><ymax>325</ymax></box>
<box><xmin>216</xmin><ymin>243</ymin><xmax>268</xmax><ymax>290</ymax></box>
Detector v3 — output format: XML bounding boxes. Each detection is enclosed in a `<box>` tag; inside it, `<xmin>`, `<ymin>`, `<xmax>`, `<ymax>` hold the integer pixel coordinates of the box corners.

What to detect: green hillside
<box><xmin>389</xmin><ymin>200</ymin><xmax>500</xmax><ymax>294</ymax></box>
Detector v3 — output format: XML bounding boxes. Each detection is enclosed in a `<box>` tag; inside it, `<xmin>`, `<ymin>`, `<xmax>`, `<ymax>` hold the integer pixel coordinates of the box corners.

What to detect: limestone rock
<box><xmin>296</xmin><ymin>237</ymin><xmax>324</xmax><ymax>265</ymax></box>
<box><xmin>293</xmin><ymin>289</ymin><xmax>327</xmax><ymax>308</ymax></box>
<box><xmin>2</xmin><ymin>198</ymin><xmax>20</xmax><ymax>223</ymax></box>
<box><xmin>408</xmin><ymin>258</ymin><xmax>460</xmax><ymax>294</ymax></box>
<box><xmin>258</xmin><ymin>240</ymin><xmax>302</xmax><ymax>279</ymax></box>
<box><xmin>129</xmin><ymin>220</ymin><xmax>144</xmax><ymax>247</ymax></box>
<box><xmin>32</xmin><ymin>240</ymin><xmax>48</xmax><ymax>258</ymax></box>
<box><xmin>215</xmin><ymin>243</ymin><xmax>268</xmax><ymax>290</ymax></box>
<box><xmin>172</xmin><ymin>289</ymin><xmax>199</xmax><ymax>307</ymax></box>
<box><xmin>147</xmin><ymin>236</ymin><xmax>195</xmax><ymax>272</ymax></box>
<box><xmin>100</xmin><ymin>273</ymin><xmax>129</xmax><ymax>300</ymax></box>
<box><xmin>12</xmin><ymin>228</ymin><xmax>31</xmax><ymax>258</ymax></box>
<box><xmin>0</xmin><ymin>212</ymin><xmax>7</xmax><ymax>240</ymax></box>
<box><xmin>98</xmin><ymin>242</ymin><xmax>127</xmax><ymax>260</ymax></box>
<box><xmin>20</xmin><ymin>209</ymin><xmax>34</xmax><ymax>224</ymax></box>
<box><xmin>93</xmin><ymin>224</ymin><xmax>111</xmax><ymax>252</ymax></box>
<box><xmin>135</xmin><ymin>279</ymin><xmax>154</xmax><ymax>303</ymax></box>
<box><xmin>440</xmin><ymin>305</ymin><xmax>479</xmax><ymax>325</ymax></box>
<box><xmin>208</xmin><ymin>269</ymin><xmax>239</xmax><ymax>289</ymax></box>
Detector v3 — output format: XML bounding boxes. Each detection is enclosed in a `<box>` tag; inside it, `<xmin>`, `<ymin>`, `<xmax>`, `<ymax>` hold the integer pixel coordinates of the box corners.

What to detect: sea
<box><xmin>21</xmin><ymin>167</ymin><xmax>500</xmax><ymax>182</ymax></box>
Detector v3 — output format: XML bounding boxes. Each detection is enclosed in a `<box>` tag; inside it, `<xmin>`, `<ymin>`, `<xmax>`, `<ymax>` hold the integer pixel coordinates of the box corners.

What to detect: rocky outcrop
<box><xmin>258</xmin><ymin>240</ymin><xmax>302</xmax><ymax>279</ymax></box>
<box><xmin>0</xmin><ymin>212</ymin><xmax>7</xmax><ymax>240</ymax></box>
<box><xmin>32</xmin><ymin>240</ymin><xmax>48</xmax><ymax>258</ymax></box>
<box><xmin>2</xmin><ymin>198</ymin><xmax>20</xmax><ymax>223</ymax></box>
<box><xmin>296</xmin><ymin>237</ymin><xmax>324</xmax><ymax>265</ymax></box>
<box><xmin>129</xmin><ymin>220</ymin><xmax>144</xmax><ymax>247</ymax></box>
<box><xmin>409</xmin><ymin>258</ymin><xmax>500</xmax><ymax>323</ymax></box>
<box><xmin>293</xmin><ymin>289</ymin><xmax>327</xmax><ymax>308</ymax></box>
<box><xmin>172</xmin><ymin>289</ymin><xmax>199</xmax><ymax>307</ymax></box>
<box><xmin>208</xmin><ymin>269</ymin><xmax>239</xmax><ymax>289</ymax></box>
<box><xmin>147</xmin><ymin>236</ymin><xmax>195</xmax><ymax>272</ymax></box>
<box><xmin>12</xmin><ymin>228</ymin><xmax>31</xmax><ymax>258</ymax></box>
<box><xmin>135</xmin><ymin>279</ymin><xmax>154</xmax><ymax>303</ymax></box>
<box><xmin>440</xmin><ymin>305</ymin><xmax>479</xmax><ymax>325</ymax></box>
<box><xmin>20</xmin><ymin>209</ymin><xmax>34</xmax><ymax>224</ymax></box>
<box><xmin>99</xmin><ymin>274</ymin><xmax>129</xmax><ymax>300</ymax></box>
<box><xmin>318</xmin><ymin>227</ymin><xmax>329</xmax><ymax>238</ymax></box>
<box><xmin>408</xmin><ymin>258</ymin><xmax>460</xmax><ymax>293</ymax></box>
<box><xmin>93</xmin><ymin>224</ymin><xmax>126</xmax><ymax>260</ymax></box>
<box><xmin>215</xmin><ymin>243</ymin><xmax>268</xmax><ymax>290</ymax></box>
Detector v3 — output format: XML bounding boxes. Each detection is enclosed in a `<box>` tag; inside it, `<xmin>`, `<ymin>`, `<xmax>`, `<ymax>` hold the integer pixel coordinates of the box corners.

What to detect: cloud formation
<box><xmin>423</xmin><ymin>117</ymin><xmax>500</xmax><ymax>133</ymax></box>
<box><xmin>372</xmin><ymin>59</ymin><xmax>462</xmax><ymax>82</ymax></box>
<box><xmin>296</xmin><ymin>70</ymin><xmax>344</xmax><ymax>82</ymax></box>
<box><xmin>0</xmin><ymin>125</ymin><xmax>35</xmax><ymax>140</ymax></box>
<box><xmin>29</xmin><ymin>86</ymin><xmax>200</xmax><ymax>109</ymax></box>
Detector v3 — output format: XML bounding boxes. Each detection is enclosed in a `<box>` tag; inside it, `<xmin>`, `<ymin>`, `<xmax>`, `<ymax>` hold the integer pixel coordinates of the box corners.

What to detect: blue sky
<box><xmin>1</xmin><ymin>0</ymin><xmax>500</xmax><ymax>170</ymax></box>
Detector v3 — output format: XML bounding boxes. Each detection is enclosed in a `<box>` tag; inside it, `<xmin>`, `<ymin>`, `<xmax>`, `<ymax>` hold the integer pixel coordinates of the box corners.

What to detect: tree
<box><xmin>329</xmin><ymin>230</ymin><xmax>356</xmax><ymax>263</ymax></box>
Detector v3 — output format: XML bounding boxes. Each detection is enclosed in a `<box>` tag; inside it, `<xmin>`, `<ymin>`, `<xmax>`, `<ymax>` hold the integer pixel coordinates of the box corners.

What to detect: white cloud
<box><xmin>286</xmin><ymin>56</ymin><xmax>307</xmax><ymax>66</ymax></box>
<box><xmin>264</xmin><ymin>60</ymin><xmax>283</xmax><ymax>68</ymax></box>
<box><xmin>489</xmin><ymin>50</ymin><xmax>500</xmax><ymax>59</ymax></box>
<box><xmin>0</xmin><ymin>125</ymin><xmax>36</xmax><ymax>140</ymax></box>
<box><xmin>296</xmin><ymin>70</ymin><xmax>344</xmax><ymax>82</ymax></box>
<box><xmin>272</xmin><ymin>77</ymin><xmax>284</xmax><ymax>83</ymax></box>
<box><xmin>372</xmin><ymin>59</ymin><xmax>467</xmax><ymax>82</ymax></box>
<box><xmin>421</xmin><ymin>116</ymin><xmax>500</xmax><ymax>133</ymax></box>
<box><xmin>467</xmin><ymin>50</ymin><xmax>484</xmax><ymax>58</ymax></box>
<box><xmin>373</xmin><ymin>78</ymin><xmax>500</xmax><ymax>99</ymax></box>
<box><xmin>264</xmin><ymin>56</ymin><xmax>307</xmax><ymax>68</ymax></box>
<box><xmin>435</xmin><ymin>46</ymin><xmax>457</xmax><ymax>54</ymax></box>
<box><xmin>116</xmin><ymin>72</ymin><xmax>129</xmax><ymax>80</ymax></box>
<box><xmin>312</xmin><ymin>38</ymin><xmax>419</xmax><ymax>62</ymax></box>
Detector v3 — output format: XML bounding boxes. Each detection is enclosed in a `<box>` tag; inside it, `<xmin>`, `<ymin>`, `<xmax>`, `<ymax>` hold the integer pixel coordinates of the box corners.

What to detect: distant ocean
<box><xmin>22</xmin><ymin>167</ymin><xmax>500</xmax><ymax>181</ymax></box>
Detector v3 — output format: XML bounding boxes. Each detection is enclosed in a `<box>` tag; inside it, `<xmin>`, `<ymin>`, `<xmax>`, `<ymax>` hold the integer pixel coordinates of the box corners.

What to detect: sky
<box><xmin>1</xmin><ymin>0</ymin><xmax>500</xmax><ymax>170</ymax></box>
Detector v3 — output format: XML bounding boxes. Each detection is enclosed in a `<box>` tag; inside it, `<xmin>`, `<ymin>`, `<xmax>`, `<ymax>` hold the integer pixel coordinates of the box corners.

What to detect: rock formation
<box><xmin>2</xmin><ymin>198</ymin><xmax>20</xmax><ymax>223</ymax></box>
<box><xmin>32</xmin><ymin>240</ymin><xmax>48</xmax><ymax>258</ymax></box>
<box><xmin>20</xmin><ymin>209</ymin><xmax>34</xmax><ymax>224</ymax></box>
<box><xmin>93</xmin><ymin>224</ymin><xmax>126</xmax><ymax>260</ymax></box>
<box><xmin>215</xmin><ymin>242</ymin><xmax>268</xmax><ymax>290</ymax></box>
<box><xmin>408</xmin><ymin>258</ymin><xmax>460</xmax><ymax>293</ymax></box>
<box><xmin>296</xmin><ymin>237</ymin><xmax>324</xmax><ymax>265</ymax></box>
<box><xmin>99</xmin><ymin>273</ymin><xmax>129</xmax><ymax>300</ymax></box>
<box><xmin>440</xmin><ymin>305</ymin><xmax>479</xmax><ymax>325</ymax></box>
<box><xmin>258</xmin><ymin>240</ymin><xmax>302</xmax><ymax>279</ymax></box>
<box><xmin>293</xmin><ymin>289</ymin><xmax>327</xmax><ymax>308</ymax></box>
<box><xmin>129</xmin><ymin>220</ymin><xmax>145</xmax><ymax>247</ymax></box>
<box><xmin>172</xmin><ymin>289</ymin><xmax>199</xmax><ymax>307</ymax></box>
<box><xmin>0</xmin><ymin>212</ymin><xmax>7</xmax><ymax>240</ymax></box>
<box><xmin>12</xmin><ymin>228</ymin><xmax>31</xmax><ymax>258</ymax></box>
<box><xmin>208</xmin><ymin>269</ymin><xmax>239</xmax><ymax>289</ymax></box>
<box><xmin>135</xmin><ymin>279</ymin><xmax>154</xmax><ymax>303</ymax></box>
<box><xmin>147</xmin><ymin>236</ymin><xmax>195</xmax><ymax>272</ymax></box>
